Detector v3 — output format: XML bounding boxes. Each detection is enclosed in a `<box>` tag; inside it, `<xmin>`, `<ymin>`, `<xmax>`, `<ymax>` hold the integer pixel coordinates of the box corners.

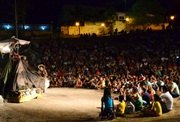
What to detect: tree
<box><xmin>61</xmin><ymin>4</ymin><xmax>117</xmax><ymax>24</ymax></box>
<box><xmin>127</xmin><ymin>0</ymin><xmax>167</xmax><ymax>25</ymax></box>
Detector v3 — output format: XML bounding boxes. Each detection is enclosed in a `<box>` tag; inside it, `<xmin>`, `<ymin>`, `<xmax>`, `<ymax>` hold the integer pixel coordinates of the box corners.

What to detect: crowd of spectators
<box><xmin>26</xmin><ymin>29</ymin><xmax>180</xmax><ymax>119</ymax></box>
<box><xmin>28</xmin><ymin>29</ymin><xmax>180</xmax><ymax>90</ymax></box>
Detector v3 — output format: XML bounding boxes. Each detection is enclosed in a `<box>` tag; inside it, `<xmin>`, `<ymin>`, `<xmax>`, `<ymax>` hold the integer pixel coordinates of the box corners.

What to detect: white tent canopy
<box><xmin>0</xmin><ymin>36</ymin><xmax>30</xmax><ymax>54</ymax></box>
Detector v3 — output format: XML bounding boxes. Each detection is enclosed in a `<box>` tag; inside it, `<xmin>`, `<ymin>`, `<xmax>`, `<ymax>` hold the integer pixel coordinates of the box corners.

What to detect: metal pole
<box><xmin>51</xmin><ymin>21</ymin><xmax>53</xmax><ymax>40</ymax></box>
<box><xmin>15</xmin><ymin>0</ymin><xmax>18</xmax><ymax>38</ymax></box>
<box><xmin>124</xmin><ymin>0</ymin><xmax>127</xmax><ymax>11</ymax></box>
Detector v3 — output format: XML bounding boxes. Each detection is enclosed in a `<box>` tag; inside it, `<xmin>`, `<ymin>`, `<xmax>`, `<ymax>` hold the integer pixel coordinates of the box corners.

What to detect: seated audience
<box><xmin>132</xmin><ymin>87</ymin><xmax>143</xmax><ymax>111</ymax></box>
<box><xmin>141</xmin><ymin>87</ymin><xmax>151</xmax><ymax>106</ymax></box>
<box><xmin>125</xmin><ymin>95</ymin><xmax>135</xmax><ymax>114</ymax></box>
<box><xmin>160</xmin><ymin>85</ymin><xmax>173</xmax><ymax>113</ymax></box>
<box><xmin>116</xmin><ymin>95</ymin><xmax>126</xmax><ymax>117</ymax></box>
<box><xmin>100</xmin><ymin>87</ymin><xmax>115</xmax><ymax>120</ymax></box>
<box><xmin>142</xmin><ymin>94</ymin><xmax>162</xmax><ymax>117</ymax></box>
<box><xmin>167</xmin><ymin>78</ymin><xmax>180</xmax><ymax>98</ymax></box>
<box><xmin>75</xmin><ymin>78</ymin><xmax>83</xmax><ymax>88</ymax></box>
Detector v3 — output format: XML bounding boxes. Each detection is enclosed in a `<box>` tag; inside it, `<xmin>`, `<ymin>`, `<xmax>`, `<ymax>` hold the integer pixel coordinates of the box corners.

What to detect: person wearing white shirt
<box><xmin>168</xmin><ymin>79</ymin><xmax>180</xmax><ymax>98</ymax></box>
<box><xmin>160</xmin><ymin>86</ymin><xmax>173</xmax><ymax>113</ymax></box>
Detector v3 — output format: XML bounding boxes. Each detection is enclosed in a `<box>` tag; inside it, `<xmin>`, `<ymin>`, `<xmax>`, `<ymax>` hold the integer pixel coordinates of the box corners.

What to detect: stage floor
<box><xmin>1</xmin><ymin>88</ymin><xmax>180</xmax><ymax>122</ymax></box>
<box><xmin>0</xmin><ymin>88</ymin><xmax>106</xmax><ymax>122</ymax></box>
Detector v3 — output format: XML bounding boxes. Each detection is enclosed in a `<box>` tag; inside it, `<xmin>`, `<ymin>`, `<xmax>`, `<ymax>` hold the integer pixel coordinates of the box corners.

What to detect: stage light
<box><xmin>75</xmin><ymin>22</ymin><xmax>80</xmax><ymax>26</ymax></box>
<box><xmin>125</xmin><ymin>17</ymin><xmax>130</xmax><ymax>22</ymax></box>
<box><xmin>75</xmin><ymin>22</ymin><xmax>80</xmax><ymax>35</ymax></box>
<box><xmin>170</xmin><ymin>15</ymin><xmax>175</xmax><ymax>20</ymax></box>
<box><xmin>20</xmin><ymin>25</ymin><xmax>31</xmax><ymax>30</ymax></box>
<box><xmin>3</xmin><ymin>24</ymin><xmax>13</xmax><ymax>30</ymax></box>
<box><xmin>24</xmin><ymin>25</ymin><xmax>30</xmax><ymax>30</ymax></box>
<box><xmin>101</xmin><ymin>23</ymin><xmax>105</xmax><ymax>27</ymax></box>
<box><xmin>40</xmin><ymin>25</ymin><xmax>48</xmax><ymax>31</ymax></box>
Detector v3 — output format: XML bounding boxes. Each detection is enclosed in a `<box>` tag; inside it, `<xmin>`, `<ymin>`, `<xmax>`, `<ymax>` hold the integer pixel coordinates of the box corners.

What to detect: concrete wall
<box><xmin>61</xmin><ymin>22</ymin><xmax>109</xmax><ymax>36</ymax></box>
<box><xmin>113</xmin><ymin>21</ymin><xmax>126</xmax><ymax>32</ymax></box>
<box><xmin>60</xmin><ymin>22</ymin><xmax>123</xmax><ymax>36</ymax></box>
<box><xmin>61</xmin><ymin>21</ymin><xmax>126</xmax><ymax>36</ymax></box>
<box><xmin>61</xmin><ymin>21</ymin><xmax>169</xmax><ymax>36</ymax></box>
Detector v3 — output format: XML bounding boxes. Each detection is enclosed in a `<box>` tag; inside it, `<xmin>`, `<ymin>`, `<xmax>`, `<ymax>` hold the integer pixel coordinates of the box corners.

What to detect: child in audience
<box><xmin>142</xmin><ymin>94</ymin><xmax>162</xmax><ymax>117</ymax></box>
<box><xmin>116</xmin><ymin>95</ymin><xmax>126</xmax><ymax>117</ymax></box>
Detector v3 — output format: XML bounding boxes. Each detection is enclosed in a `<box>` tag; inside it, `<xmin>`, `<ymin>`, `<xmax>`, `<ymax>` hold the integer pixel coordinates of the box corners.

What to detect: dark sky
<box><xmin>0</xmin><ymin>0</ymin><xmax>109</xmax><ymax>24</ymax></box>
<box><xmin>0</xmin><ymin>0</ymin><xmax>179</xmax><ymax>25</ymax></box>
<box><xmin>26</xmin><ymin>0</ymin><xmax>122</xmax><ymax>24</ymax></box>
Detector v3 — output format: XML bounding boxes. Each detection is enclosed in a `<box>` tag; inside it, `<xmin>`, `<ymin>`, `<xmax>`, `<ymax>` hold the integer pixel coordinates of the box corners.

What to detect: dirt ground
<box><xmin>0</xmin><ymin>88</ymin><xmax>180</xmax><ymax>122</ymax></box>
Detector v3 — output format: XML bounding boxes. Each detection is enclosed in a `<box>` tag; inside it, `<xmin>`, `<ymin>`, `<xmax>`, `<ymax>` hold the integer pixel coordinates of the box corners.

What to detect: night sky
<box><xmin>0</xmin><ymin>0</ymin><xmax>179</xmax><ymax>25</ymax></box>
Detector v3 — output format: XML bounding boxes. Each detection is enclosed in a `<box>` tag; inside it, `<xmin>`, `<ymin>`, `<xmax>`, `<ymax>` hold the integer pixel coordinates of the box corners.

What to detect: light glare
<box><xmin>40</xmin><ymin>25</ymin><xmax>47</xmax><ymax>31</ymax></box>
<box><xmin>125</xmin><ymin>17</ymin><xmax>130</xmax><ymax>22</ymax></box>
<box><xmin>75</xmin><ymin>22</ymin><xmax>80</xmax><ymax>26</ymax></box>
<box><xmin>101</xmin><ymin>23</ymin><xmax>105</xmax><ymax>27</ymax></box>
<box><xmin>170</xmin><ymin>16</ymin><xmax>175</xmax><ymax>20</ymax></box>
<box><xmin>3</xmin><ymin>24</ymin><xmax>13</xmax><ymax>30</ymax></box>
<box><xmin>24</xmin><ymin>25</ymin><xmax>30</xmax><ymax>30</ymax></box>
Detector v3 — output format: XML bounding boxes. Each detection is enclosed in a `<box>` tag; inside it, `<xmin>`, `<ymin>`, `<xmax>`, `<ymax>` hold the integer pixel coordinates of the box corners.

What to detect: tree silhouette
<box><xmin>127</xmin><ymin>0</ymin><xmax>167</xmax><ymax>25</ymax></box>
<box><xmin>61</xmin><ymin>4</ymin><xmax>116</xmax><ymax>24</ymax></box>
